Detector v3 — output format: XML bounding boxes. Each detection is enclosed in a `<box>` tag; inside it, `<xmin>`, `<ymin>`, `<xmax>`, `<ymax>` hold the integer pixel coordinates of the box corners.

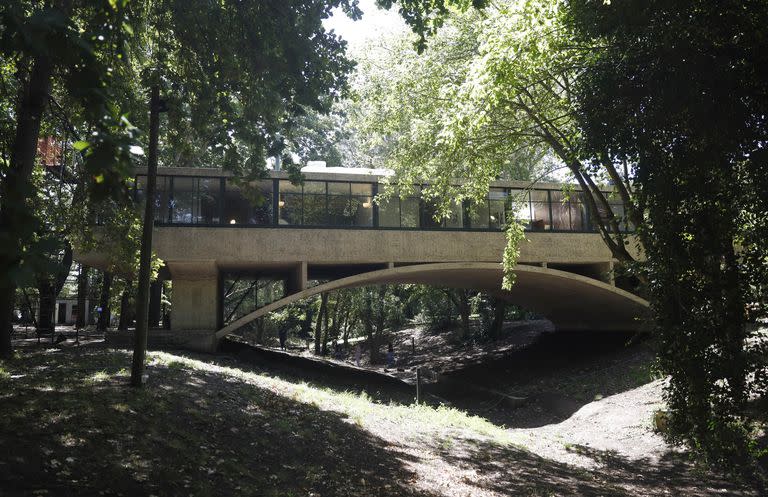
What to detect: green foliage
<box><xmin>71</xmin><ymin>198</ymin><xmax>162</xmax><ymax>278</ymax></box>
<box><xmin>0</xmin><ymin>0</ymin><xmax>139</xmax><ymax>287</ymax></box>
<box><xmin>358</xmin><ymin>0</ymin><xmax>640</xmax><ymax>286</ymax></box>
<box><xmin>284</xmin><ymin>106</ymin><xmax>351</xmax><ymax>168</ymax></box>
<box><xmin>566</xmin><ymin>0</ymin><xmax>768</xmax><ymax>473</ymax></box>
<box><xmin>124</xmin><ymin>0</ymin><xmax>362</xmax><ymax>176</ymax></box>
<box><xmin>408</xmin><ymin>286</ymin><xmax>456</xmax><ymax>331</ymax></box>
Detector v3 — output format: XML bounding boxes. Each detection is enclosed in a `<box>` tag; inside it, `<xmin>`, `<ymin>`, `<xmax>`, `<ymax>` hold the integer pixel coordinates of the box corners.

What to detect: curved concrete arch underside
<box><xmin>216</xmin><ymin>263</ymin><xmax>649</xmax><ymax>339</ymax></box>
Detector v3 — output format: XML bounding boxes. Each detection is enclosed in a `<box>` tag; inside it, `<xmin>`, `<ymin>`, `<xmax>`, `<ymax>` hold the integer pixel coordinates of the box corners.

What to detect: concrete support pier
<box><xmin>166</xmin><ymin>261</ymin><xmax>220</xmax><ymax>352</ymax></box>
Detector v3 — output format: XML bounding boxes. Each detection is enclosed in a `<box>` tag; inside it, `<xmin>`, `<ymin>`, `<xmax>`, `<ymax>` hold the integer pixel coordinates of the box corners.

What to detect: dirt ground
<box><xmin>1</xmin><ymin>333</ymin><xmax>762</xmax><ymax>496</ymax></box>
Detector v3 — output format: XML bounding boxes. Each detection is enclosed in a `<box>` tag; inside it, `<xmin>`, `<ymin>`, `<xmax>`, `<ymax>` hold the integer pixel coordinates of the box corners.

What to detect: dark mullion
<box><xmin>219</xmin><ymin>178</ymin><xmax>226</xmax><ymax>225</ymax></box>
<box><xmin>527</xmin><ymin>190</ymin><xmax>533</xmax><ymax>228</ymax></box>
<box><xmin>488</xmin><ymin>198</ymin><xmax>492</xmax><ymax>230</ymax></box>
<box><xmin>300</xmin><ymin>184</ymin><xmax>304</xmax><ymax>225</ymax></box>
<box><xmin>168</xmin><ymin>176</ymin><xmax>175</xmax><ymax>224</ymax></box>
<box><xmin>272</xmin><ymin>179</ymin><xmax>279</xmax><ymax>226</ymax></box>
<box><xmin>324</xmin><ymin>182</ymin><xmax>330</xmax><ymax>226</ymax></box>
<box><xmin>373</xmin><ymin>183</ymin><xmax>379</xmax><ymax>228</ymax></box>
<box><xmin>194</xmin><ymin>178</ymin><xmax>199</xmax><ymax>224</ymax></box>
<box><xmin>547</xmin><ymin>190</ymin><xmax>554</xmax><ymax>231</ymax></box>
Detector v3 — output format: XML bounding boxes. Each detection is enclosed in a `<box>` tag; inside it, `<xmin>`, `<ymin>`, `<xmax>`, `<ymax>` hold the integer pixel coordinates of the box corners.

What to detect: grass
<box><xmin>148</xmin><ymin>350</ymin><xmax>513</xmax><ymax>442</ymax></box>
<box><xmin>0</xmin><ymin>344</ymin><xmax>759</xmax><ymax>497</ymax></box>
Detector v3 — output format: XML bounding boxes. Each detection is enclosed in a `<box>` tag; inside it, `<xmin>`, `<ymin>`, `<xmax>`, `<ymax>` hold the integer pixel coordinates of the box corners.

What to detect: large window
<box><xmin>400</xmin><ymin>197</ymin><xmax>421</xmax><ymax>228</ymax></box>
<box><xmin>549</xmin><ymin>191</ymin><xmax>571</xmax><ymax>231</ymax></box>
<box><xmin>277</xmin><ymin>180</ymin><xmax>376</xmax><ymax>227</ymax></box>
<box><xmin>351</xmin><ymin>183</ymin><xmax>374</xmax><ymax>227</ymax></box>
<box><xmin>224</xmin><ymin>179</ymin><xmax>272</xmax><ymax>225</ymax></box>
<box><xmin>278</xmin><ymin>181</ymin><xmax>302</xmax><ymax>225</ymax></box>
<box><xmin>171</xmin><ymin>177</ymin><xmax>221</xmax><ymax>224</ymax></box>
<box><xmin>489</xmin><ymin>188</ymin><xmax>508</xmax><ymax>230</ymax></box>
<box><xmin>134</xmin><ymin>173</ymin><xmax>609</xmax><ymax>233</ymax></box>
<box><xmin>530</xmin><ymin>190</ymin><xmax>551</xmax><ymax>231</ymax></box>
<box><xmin>378</xmin><ymin>196</ymin><xmax>400</xmax><ymax>227</ymax></box>
<box><xmin>302</xmin><ymin>181</ymin><xmax>327</xmax><ymax>226</ymax></box>
<box><xmin>136</xmin><ymin>175</ymin><xmax>171</xmax><ymax>223</ymax></box>
<box><xmin>327</xmin><ymin>182</ymin><xmax>350</xmax><ymax>225</ymax></box>
<box><xmin>469</xmin><ymin>199</ymin><xmax>490</xmax><ymax>229</ymax></box>
<box><xmin>508</xmin><ymin>189</ymin><xmax>532</xmax><ymax>227</ymax></box>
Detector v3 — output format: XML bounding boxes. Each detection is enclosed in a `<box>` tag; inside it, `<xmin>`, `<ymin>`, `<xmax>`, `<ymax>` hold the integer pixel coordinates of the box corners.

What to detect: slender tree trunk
<box><xmin>0</xmin><ymin>55</ymin><xmax>54</xmax><ymax>358</ymax></box>
<box><xmin>39</xmin><ymin>244</ymin><xmax>74</xmax><ymax>334</ymax></box>
<box><xmin>118</xmin><ymin>281</ymin><xmax>133</xmax><ymax>331</ymax></box>
<box><xmin>459</xmin><ymin>290</ymin><xmax>471</xmax><ymax>341</ymax></box>
<box><xmin>22</xmin><ymin>290</ymin><xmax>37</xmax><ymax>328</ymax></box>
<box><xmin>342</xmin><ymin>304</ymin><xmax>351</xmax><ymax>346</ymax></box>
<box><xmin>375</xmin><ymin>285</ymin><xmax>386</xmax><ymax>338</ymax></box>
<box><xmin>364</xmin><ymin>289</ymin><xmax>377</xmax><ymax>363</ymax></box>
<box><xmin>314</xmin><ymin>293</ymin><xmax>327</xmax><ymax>355</ymax></box>
<box><xmin>76</xmin><ymin>265</ymin><xmax>89</xmax><ymax>329</ymax></box>
<box><xmin>255</xmin><ymin>317</ymin><xmax>265</xmax><ymax>344</ymax></box>
<box><xmin>301</xmin><ymin>304</ymin><xmax>313</xmax><ymax>339</ymax></box>
<box><xmin>37</xmin><ymin>279</ymin><xmax>55</xmax><ymax>333</ymax></box>
<box><xmin>131</xmin><ymin>85</ymin><xmax>161</xmax><ymax>387</ymax></box>
<box><xmin>321</xmin><ymin>296</ymin><xmax>332</xmax><ymax>355</ymax></box>
<box><xmin>97</xmin><ymin>272</ymin><xmax>112</xmax><ymax>331</ymax></box>
<box><xmin>490</xmin><ymin>298</ymin><xmax>506</xmax><ymax>339</ymax></box>
<box><xmin>148</xmin><ymin>279</ymin><xmax>162</xmax><ymax>328</ymax></box>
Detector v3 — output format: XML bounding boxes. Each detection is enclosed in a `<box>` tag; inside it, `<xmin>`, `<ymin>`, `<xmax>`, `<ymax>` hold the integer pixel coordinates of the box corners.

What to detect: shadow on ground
<box><xmin>421</xmin><ymin>434</ymin><xmax>755</xmax><ymax>497</ymax></box>
<box><xmin>435</xmin><ymin>330</ymin><xmax>657</xmax><ymax>428</ymax></box>
<box><xmin>0</xmin><ymin>344</ymin><xmax>760</xmax><ymax>497</ymax></box>
<box><xmin>0</xmin><ymin>345</ymin><xmax>428</xmax><ymax>497</ymax></box>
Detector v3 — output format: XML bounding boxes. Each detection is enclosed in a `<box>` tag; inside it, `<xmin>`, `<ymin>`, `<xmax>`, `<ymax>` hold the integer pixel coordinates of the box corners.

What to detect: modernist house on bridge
<box><xmin>80</xmin><ymin>165</ymin><xmax>647</xmax><ymax>352</ymax></box>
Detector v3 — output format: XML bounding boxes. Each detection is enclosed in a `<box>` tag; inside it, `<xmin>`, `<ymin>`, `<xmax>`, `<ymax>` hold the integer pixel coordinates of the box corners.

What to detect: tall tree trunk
<box><xmin>131</xmin><ymin>84</ymin><xmax>162</xmax><ymax>387</ymax></box>
<box><xmin>342</xmin><ymin>304</ymin><xmax>351</xmax><ymax>346</ymax></box>
<box><xmin>375</xmin><ymin>285</ymin><xmax>386</xmax><ymax>338</ymax></box>
<box><xmin>37</xmin><ymin>279</ymin><xmax>55</xmax><ymax>333</ymax></box>
<box><xmin>148</xmin><ymin>279</ymin><xmax>162</xmax><ymax>328</ymax></box>
<box><xmin>22</xmin><ymin>290</ymin><xmax>37</xmax><ymax>327</ymax></box>
<box><xmin>321</xmin><ymin>296</ymin><xmax>332</xmax><ymax>355</ymax></box>
<box><xmin>97</xmin><ymin>272</ymin><xmax>112</xmax><ymax>331</ymax></box>
<box><xmin>449</xmin><ymin>289</ymin><xmax>472</xmax><ymax>340</ymax></box>
<box><xmin>0</xmin><ymin>55</ymin><xmax>54</xmax><ymax>358</ymax></box>
<box><xmin>76</xmin><ymin>265</ymin><xmax>89</xmax><ymax>329</ymax></box>
<box><xmin>459</xmin><ymin>291</ymin><xmax>471</xmax><ymax>341</ymax></box>
<box><xmin>118</xmin><ymin>281</ymin><xmax>132</xmax><ymax>331</ymax></box>
<box><xmin>35</xmin><ymin>240</ymin><xmax>72</xmax><ymax>332</ymax></box>
<box><xmin>301</xmin><ymin>303</ymin><xmax>313</xmax><ymax>339</ymax></box>
<box><xmin>364</xmin><ymin>289</ymin><xmax>377</xmax><ymax>363</ymax></box>
<box><xmin>255</xmin><ymin>317</ymin><xmax>265</xmax><ymax>344</ymax></box>
<box><xmin>314</xmin><ymin>293</ymin><xmax>327</xmax><ymax>355</ymax></box>
<box><xmin>490</xmin><ymin>298</ymin><xmax>506</xmax><ymax>340</ymax></box>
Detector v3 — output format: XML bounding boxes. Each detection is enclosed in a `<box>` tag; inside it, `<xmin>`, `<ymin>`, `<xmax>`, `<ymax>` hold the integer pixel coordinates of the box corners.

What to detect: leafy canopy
<box><xmin>565</xmin><ymin>0</ymin><xmax>768</xmax><ymax>471</ymax></box>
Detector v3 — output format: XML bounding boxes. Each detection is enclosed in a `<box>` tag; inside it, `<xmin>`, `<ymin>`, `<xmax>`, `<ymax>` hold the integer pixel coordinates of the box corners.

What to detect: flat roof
<box><xmin>134</xmin><ymin>166</ymin><xmax>609</xmax><ymax>192</ymax></box>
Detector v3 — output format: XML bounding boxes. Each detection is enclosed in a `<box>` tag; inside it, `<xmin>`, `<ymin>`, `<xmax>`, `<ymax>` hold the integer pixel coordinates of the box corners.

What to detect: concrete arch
<box><xmin>216</xmin><ymin>263</ymin><xmax>649</xmax><ymax>339</ymax></box>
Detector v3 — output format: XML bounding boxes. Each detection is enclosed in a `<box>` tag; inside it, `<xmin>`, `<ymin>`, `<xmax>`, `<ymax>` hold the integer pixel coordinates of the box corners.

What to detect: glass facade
<box><xmin>224</xmin><ymin>180</ymin><xmax>272</xmax><ymax>225</ymax></box>
<box><xmin>136</xmin><ymin>175</ymin><xmax>171</xmax><ymax>223</ymax></box>
<box><xmin>134</xmin><ymin>174</ymin><xmax>627</xmax><ymax>233</ymax></box>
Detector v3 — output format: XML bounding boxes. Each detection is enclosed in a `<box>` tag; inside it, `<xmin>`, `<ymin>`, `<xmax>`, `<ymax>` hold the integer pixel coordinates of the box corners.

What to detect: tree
<box><xmin>0</xmin><ymin>0</ymin><xmax>140</xmax><ymax>358</ymax></box>
<box><xmin>564</xmin><ymin>0</ymin><xmax>768</xmax><ymax>472</ymax></box>
<box><xmin>357</xmin><ymin>1</ymin><xmax>640</xmax><ymax>292</ymax></box>
<box><xmin>314</xmin><ymin>293</ymin><xmax>328</xmax><ymax>355</ymax></box>
<box><xmin>96</xmin><ymin>271</ymin><xmax>112</xmax><ymax>332</ymax></box>
<box><xmin>119</xmin><ymin>0</ymin><xmax>363</xmax><ymax>386</ymax></box>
